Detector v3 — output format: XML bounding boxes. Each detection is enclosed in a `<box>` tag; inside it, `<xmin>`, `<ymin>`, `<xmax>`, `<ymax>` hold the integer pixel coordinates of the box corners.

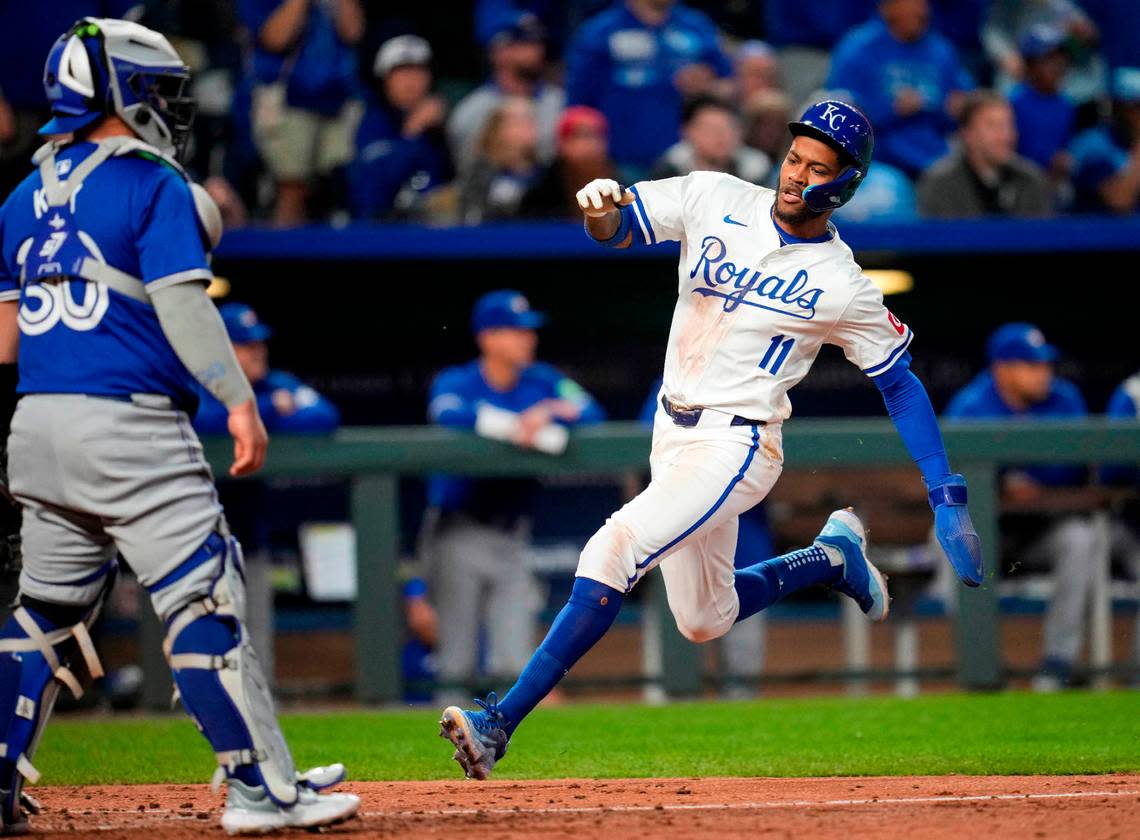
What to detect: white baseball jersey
<box><xmin>627</xmin><ymin>171</ymin><xmax>912</xmax><ymax>422</ymax></box>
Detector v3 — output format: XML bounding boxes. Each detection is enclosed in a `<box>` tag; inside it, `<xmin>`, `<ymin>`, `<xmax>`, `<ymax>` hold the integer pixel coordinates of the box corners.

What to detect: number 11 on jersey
<box><xmin>758</xmin><ymin>335</ymin><xmax>795</xmax><ymax>374</ymax></box>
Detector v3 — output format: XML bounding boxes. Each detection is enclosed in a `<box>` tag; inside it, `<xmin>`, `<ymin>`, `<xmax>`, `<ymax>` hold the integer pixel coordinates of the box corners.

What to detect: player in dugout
<box><xmin>425</xmin><ymin>290</ymin><xmax>605</xmax><ymax>704</ymax></box>
<box><xmin>944</xmin><ymin>323</ymin><xmax>1094</xmax><ymax>691</ymax></box>
<box><xmin>193</xmin><ymin>302</ymin><xmax>339</xmax><ymax>436</ymax></box>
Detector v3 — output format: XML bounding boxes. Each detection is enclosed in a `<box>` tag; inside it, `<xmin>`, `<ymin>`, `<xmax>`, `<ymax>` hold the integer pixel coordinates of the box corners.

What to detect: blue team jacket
<box><xmin>427</xmin><ymin>359</ymin><xmax>605</xmax><ymax>519</ymax></box>
<box><xmin>944</xmin><ymin>370</ymin><xmax>1087</xmax><ymax>487</ymax></box>
<box><xmin>193</xmin><ymin>370</ymin><xmax>340</xmax><ymax>435</ymax></box>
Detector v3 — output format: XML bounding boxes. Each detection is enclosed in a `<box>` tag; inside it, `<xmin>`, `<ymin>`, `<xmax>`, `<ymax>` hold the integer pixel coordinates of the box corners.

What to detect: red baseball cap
<box><xmin>557</xmin><ymin>106</ymin><xmax>607</xmax><ymax>143</ymax></box>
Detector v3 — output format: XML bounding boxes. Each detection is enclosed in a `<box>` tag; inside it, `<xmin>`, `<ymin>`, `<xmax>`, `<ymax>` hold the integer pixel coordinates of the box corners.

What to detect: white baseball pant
<box><xmin>576</xmin><ymin>397</ymin><xmax>783</xmax><ymax>643</ymax></box>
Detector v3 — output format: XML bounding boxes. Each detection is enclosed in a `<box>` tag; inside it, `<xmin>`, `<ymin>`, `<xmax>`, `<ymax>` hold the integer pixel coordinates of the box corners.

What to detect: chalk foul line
<box><xmin>361</xmin><ymin>788</ymin><xmax>1140</xmax><ymax>818</ymax></box>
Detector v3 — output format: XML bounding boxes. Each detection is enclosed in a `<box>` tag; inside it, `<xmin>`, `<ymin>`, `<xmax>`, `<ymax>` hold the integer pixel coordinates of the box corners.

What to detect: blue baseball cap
<box><xmin>1018</xmin><ymin>24</ymin><xmax>1066</xmax><ymax>60</ymax></box>
<box><xmin>488</xmin><ymin>12</ymin><xmax>546</xmax><ymax>47</ymax></box>
<box><xmin>986</xmin><ymin>323</ymin><xmax>1058</xmax><ymax>363</ymax></box>
<box><xmin>471</xmin><ymin>290</ymin><xmax>546</xmax><ymax>333</ymax></box>
<box><xmin>219</xmin><ymin>302</ymin><xmax>272</xmax><ymax>343</ymax></box>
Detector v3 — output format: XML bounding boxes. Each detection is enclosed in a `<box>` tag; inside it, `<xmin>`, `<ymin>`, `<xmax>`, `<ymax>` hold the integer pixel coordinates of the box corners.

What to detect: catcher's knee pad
<box><xmin>0</xmin><ymin>572</ymin><xmax>114</xmax><ymax>826</ymax></box>
<box><xmin>161</xmin><ymin>535</ymin><xmax>298</xmax><ymax>807</ymax></box>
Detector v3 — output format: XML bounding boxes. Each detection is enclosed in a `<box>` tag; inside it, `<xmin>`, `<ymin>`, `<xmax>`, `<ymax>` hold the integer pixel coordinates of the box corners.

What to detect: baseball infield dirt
<box><xmin>28</xmin><ymin>773</ymin><xmax>1140</xmax><ymax>838</ymax></box>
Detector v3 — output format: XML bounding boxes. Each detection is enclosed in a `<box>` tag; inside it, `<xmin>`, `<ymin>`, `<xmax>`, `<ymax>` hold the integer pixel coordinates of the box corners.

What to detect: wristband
<box><xmin>584</xmin><ymin>203</ymin><xmax>632</xmax><ymax>248</ymax></box>
<box><xmin>928</xmin><ymin>481</ymin><xmax>968</xmax><ymax>508</ymax></box>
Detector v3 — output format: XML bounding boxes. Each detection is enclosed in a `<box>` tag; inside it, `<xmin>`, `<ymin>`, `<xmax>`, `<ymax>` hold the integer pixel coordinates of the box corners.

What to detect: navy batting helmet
<box><xmin>788</xmin><ymin>99</ymin><xmax>874</xmax><ymax>213</ymax></box>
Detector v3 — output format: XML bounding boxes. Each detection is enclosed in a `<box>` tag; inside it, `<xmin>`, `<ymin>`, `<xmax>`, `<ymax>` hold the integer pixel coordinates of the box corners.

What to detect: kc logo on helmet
<box><xmin>821</xmin><ymin>103</ymin><xmax>847</xmax><ymax>131</ymax></box>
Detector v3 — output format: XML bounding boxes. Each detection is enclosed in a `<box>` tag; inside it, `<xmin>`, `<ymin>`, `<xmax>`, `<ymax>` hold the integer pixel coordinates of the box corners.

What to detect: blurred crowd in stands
<box><xmin>4</xmin><ymin>0</ymin><xmax>1140</xmax><ymax>227</ymax></box>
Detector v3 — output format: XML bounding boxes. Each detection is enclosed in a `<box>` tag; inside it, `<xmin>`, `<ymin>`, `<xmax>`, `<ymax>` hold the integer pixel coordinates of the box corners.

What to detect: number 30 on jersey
<box><xmin>18</xmin><ymin>280</ymin><xmax>109</xmax><ymax>336</ymax></box>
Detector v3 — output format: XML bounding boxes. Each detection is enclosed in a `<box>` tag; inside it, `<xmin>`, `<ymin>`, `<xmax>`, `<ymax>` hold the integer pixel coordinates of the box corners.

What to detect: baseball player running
<box><xmin>0</xmin><ymin>19</ymin><xmax>357</xmax><ymax>834</ymax></box>
<box><xmin>439</xmin><ymin>99</ymin><xmax>984</xmax><ymax>779</ymax></box>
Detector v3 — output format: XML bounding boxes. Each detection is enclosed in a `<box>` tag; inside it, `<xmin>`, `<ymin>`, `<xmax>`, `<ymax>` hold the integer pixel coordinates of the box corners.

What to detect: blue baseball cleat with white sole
<box><xmin>439</xmin><ymin>693</ymin><xmax>510</xmax><ymax>780</ymax></box>
<box><xmin>816</xmin><ymin>508</ymin><xmax>890</xmax><ymax>622</ymax></box>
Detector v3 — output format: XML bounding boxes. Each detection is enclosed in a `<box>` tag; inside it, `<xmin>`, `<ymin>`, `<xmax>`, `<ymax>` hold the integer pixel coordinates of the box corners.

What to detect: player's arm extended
<box><xmin>577</xmin><ymin>179</ymin><xmax>635</xmax><ymax>248</ymax></box>
<box><xmin>875</xmin><ymin>356</ymin><xmax>984</xmax><ymax>587</ymax></box>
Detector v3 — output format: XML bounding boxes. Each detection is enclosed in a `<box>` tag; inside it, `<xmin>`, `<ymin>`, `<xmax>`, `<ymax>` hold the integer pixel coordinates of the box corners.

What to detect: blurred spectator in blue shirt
<box><xmin>194</xmin><ymin>303</ymin><xmax>341</xmax><ymax>435</ymax></box>
<box><xmin>425</xmin><ymin>290</ymin><xmax>604</xmax><ymax>701</ymax></box>
<box><xmin>448</xmin><ymin>13</ymin><xmax>564</xmax><ymax>174</ymax></box>
<box><xmin>917</xmin><ymin>90</ymin><xmax>1051</xmax><ymax>218</ymax></box>
<box><xmin>240</xmin><ymin>0</ymin><xmax>364</xmax><ymax>226</ymax></box>
<box><xmin>835</xmin><ymin>160</ymin><xmax>917</xmax><ymax>222</ymax></box>
<box><xmin>929</xmin><ymin>1</ymin><xmax>991</xmax><ymax>83</ymax></box>
<box><xmin>520</xmin><ymin>106</ymin><xmax>618</xmax><ymax>219</ymax></box>
<box><xmin>565</xmin><ymin>0</ymin><xmax>732</xmax><ymax>182</ymax></box>
<box><xmin>828</xmin><ymin>0</ymin><xmax>974</xmax><ymax>178</ymax></box>
<box><xmin>349</xmin><ymin>35</ymin><xmax>453</xmax><ymax>220</ymax></box>
<box><xmin>944</xmin><ymin>323</ymin><xmax>1096</xmax><ymax>689</ymax></box>
<box><xmin>650</xmin><ymin>95</ymin><xmax>771</xmax><ymax>183</ymax></box>
<box><xmin>1069</xmin><ymin>67</ymin><xmax>1140</xmax><ymax>214</ymax></box>
<box><xmin>761</xmin><ymin>0</ymin><xmax>877</xmax><ymax>108</ymax></box>
<box><xmin>1009</xmin><ymin>25</ymin><xmax>1075</xmax><ymax>183</ymax></box>
<box><xmin>0</xmin><ymin>0</ymin><xmax>136</xmax><ymax>197</ymax></box>
<box><xmin>457</xmin><ymin>97</ymin><xmax>543</xmax><ymax>223</ymax></box>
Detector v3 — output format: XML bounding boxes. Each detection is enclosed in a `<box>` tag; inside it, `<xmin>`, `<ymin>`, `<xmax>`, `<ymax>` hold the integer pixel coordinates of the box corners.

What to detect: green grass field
<box><xmin>37</xmin><ymin>691</ymin><xmax>1140</xmax><ymax>785</ymax></box>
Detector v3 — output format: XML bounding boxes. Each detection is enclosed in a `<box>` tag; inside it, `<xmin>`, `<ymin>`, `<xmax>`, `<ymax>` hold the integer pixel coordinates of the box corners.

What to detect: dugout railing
<box><xmin>191</xmin><ymin>419</ymin><xmax>1140</xmax><ymax>703</ymax></box>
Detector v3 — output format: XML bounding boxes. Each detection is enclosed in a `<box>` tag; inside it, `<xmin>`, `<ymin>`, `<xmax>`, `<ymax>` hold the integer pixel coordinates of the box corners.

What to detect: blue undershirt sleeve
<box><xmin>875</xmin><ymin>353</ymin><xmax>952</xmax><ymax>488</ymax></box>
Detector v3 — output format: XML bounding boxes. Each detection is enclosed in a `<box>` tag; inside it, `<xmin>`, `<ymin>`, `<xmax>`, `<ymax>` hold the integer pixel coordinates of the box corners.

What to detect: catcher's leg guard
<box><xmin>0</xmin><ymin>570</ymin><xmax>114</xmax><ymax>833</ymax></box>
<box><xmin>159</xmin><ymin>535</ymin><xmax>299</xmax><ymax>807</ymax></box>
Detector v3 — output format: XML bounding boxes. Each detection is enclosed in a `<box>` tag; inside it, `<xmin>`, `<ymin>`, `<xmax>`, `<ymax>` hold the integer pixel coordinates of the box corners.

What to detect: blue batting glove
<box><xmin>927</xmin><ymin>474</ymin><xmax>984</xmax><ymax>587</ymax></box>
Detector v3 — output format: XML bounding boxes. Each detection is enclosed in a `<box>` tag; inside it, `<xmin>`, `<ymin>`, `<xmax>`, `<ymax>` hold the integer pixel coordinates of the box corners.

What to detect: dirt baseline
<box><xmin>29</xmin><ymin>774</ymin><xmax>1140</xmax><ymax>838</ymax></box>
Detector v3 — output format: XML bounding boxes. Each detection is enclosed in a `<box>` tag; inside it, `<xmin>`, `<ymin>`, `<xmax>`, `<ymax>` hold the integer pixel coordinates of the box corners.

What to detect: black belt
<box><xmin>660</xmin><ymin>394</ymin><xmax>765</xmax><ymax>428</ymax></box>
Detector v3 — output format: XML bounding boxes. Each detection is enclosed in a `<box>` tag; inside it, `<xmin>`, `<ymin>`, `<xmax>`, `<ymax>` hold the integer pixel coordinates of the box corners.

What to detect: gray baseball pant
<box><xmin>427</xmin><ymin>513</ymin><xmax>540</xmax><ymax>704</ymax></box>
<box><xmin>9</xmin><ymin>394</ymin><xmax>225</xmax><ymax>621</ymax></box>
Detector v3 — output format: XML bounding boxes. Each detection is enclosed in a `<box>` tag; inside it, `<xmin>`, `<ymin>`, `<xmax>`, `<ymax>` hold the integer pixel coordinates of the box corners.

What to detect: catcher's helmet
<box><xmin>788</xmin><ymin>99</ymin><xmax>874</xmax><ymax>213</ymax></box>
<box><xmin>41</xmin><ymin>18</ymin><xmax>195</xmax><ymax>160</ymax></box>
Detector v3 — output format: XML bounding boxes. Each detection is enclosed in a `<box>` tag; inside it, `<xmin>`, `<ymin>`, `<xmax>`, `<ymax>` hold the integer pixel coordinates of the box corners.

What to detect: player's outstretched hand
<box><xmin>928</xmin><ymin>474</ymin><xmax>984</xmax><ymax>586</ymax></box>
<box><xmin>227</xmin><ymin>399</ymin><xmax>268</xmax><ymax>477</ymax></box>
<box><xmin>576</xmin><ymin>178</ymin><xmax>634</xmax><ymax>217</ymax></box>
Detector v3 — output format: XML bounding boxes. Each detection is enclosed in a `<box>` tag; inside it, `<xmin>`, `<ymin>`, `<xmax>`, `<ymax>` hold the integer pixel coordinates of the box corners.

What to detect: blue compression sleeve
<box><xmin>875</xmin><ymin>356</ymin><xmax>952</xmax><ymax>487</ymax></box>
<box><xmin>497</xmin><ymin>577</ymin><xmax>622</xmax><ymax>734</ymax></box>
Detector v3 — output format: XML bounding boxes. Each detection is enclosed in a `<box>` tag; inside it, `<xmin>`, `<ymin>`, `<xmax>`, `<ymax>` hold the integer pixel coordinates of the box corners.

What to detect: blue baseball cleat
<box><xmin>439</xmin><ymin>693</ymin><xmax>510</xmax><ymax>780</ymax></box>
<box><xmin>816</xmin><ymin>508</ymin><xmax>890</xmax><ymax>622</ymax></box>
